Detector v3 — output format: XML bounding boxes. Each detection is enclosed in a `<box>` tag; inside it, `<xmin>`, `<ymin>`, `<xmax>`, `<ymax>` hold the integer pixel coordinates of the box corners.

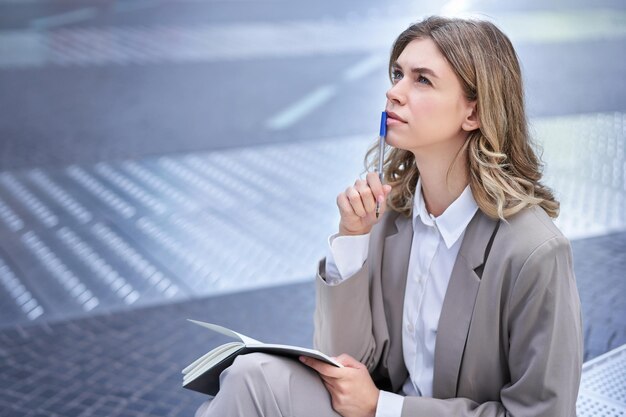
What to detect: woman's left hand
<box><xmin>299</xmin><ymin>353</ymin><xmax>380</xmax><ymax>417</ymax></box>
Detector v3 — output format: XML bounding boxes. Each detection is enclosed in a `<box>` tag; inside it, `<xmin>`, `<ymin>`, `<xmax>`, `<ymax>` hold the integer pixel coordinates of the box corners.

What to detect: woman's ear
<box><xmin>462</xmin><ymin>101</ymin><xmax>480</xmax><ymax>131</ymax></box>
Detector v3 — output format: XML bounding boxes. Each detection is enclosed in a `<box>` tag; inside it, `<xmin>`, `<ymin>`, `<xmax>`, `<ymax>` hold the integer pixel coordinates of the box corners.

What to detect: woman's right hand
<box><xmin>337</xmin><ymin>172</ymin><xmax>393</xmax><ymax>236</ymax></box>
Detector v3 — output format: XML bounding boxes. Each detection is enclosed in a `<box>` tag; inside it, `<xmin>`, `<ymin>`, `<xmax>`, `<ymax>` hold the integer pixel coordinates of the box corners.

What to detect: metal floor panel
<box><xmin>0</xmin><ymin>113</ymin><xmax>625</xmax><ymax>328</ymax></box>
<box><xmin>577</xmin><ymin>344</ymin><xmax>626</xmax><ymax>416</ymax></box>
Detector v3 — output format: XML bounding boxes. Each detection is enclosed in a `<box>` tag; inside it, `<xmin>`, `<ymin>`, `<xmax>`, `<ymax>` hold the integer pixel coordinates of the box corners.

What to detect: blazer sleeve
<box><xmin>313</xmin><ymin>258</ymin><xmax>380</xmax><ymax>371</ymax></box>
<box><xmin>401</xmin><ymin>236</ymin><xmax>583</xmax><ymax>417</ymax></box>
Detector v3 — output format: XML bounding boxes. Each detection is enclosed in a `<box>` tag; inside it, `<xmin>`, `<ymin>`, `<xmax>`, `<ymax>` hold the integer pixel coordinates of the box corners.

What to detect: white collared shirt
<box><xmin>324</xmin><ymin>177</ymin><xmax>478</xmax><ymax>417</ymax></box>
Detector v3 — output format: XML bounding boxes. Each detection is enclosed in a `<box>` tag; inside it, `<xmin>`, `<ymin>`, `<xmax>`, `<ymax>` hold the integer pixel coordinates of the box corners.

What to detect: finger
<box><xmin>335</xmin><ymin>353</ymin><xmax>362</xmax><ymax>368</ymax></box>
<box><xmin>366</xmin><ymin>172</ymin><xmax>384</xmax><ymax>203</ymax></box>
<box><xmin>345</xmin><ymin>186</ymin><xmax>367</xmax><ymax>218</ymax></box>
<box><xmin>354</xmin><ymin>179</ymin><xmax>376</xmax><ymax>213</ymax></box>
<box><xmin>321</xmin><ymin>380</ymin><xmax>340</xmax><ymax>400</ymax></box>
<box><xmin>320</xmin><ymin>375</ymin><xmax>339</xmax><ymax>390</ymax></box>
<box><xmin>299</xmin><ymin>356</ymin><xmax>342</xmax><ymax>378</ymax></box>
<box><xmin>305</xmin><ymin>360</ymin><xmax>341</xmax><ymax>378</ymax></box>
<box><xmin>378</xmin><ymin>185</ymin><xmax>393</xmax><ymax>214</ymax></box>
<box><xmin>352</xmin><ymin>179</ymin><xmax>376</xmax><ymax>216</ymax></box>
<box><xmin>337</xmin><ymin>192</ymin><xmax>356</xmax><ymax>217</ymax></box>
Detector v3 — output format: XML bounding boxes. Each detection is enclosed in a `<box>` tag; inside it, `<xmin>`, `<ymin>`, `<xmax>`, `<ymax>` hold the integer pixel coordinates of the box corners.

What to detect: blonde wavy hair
<box><xmin>364</xmin><ymin>16</ymin><xmax>559</xmax><ymax>220</ymax></box>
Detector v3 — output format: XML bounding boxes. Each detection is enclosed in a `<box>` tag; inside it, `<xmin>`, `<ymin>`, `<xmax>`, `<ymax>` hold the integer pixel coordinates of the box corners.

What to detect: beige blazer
<box><xmin>314</xmin><ymin>205</ymin><xmax>582</xmax><ymax>416</ymax></box>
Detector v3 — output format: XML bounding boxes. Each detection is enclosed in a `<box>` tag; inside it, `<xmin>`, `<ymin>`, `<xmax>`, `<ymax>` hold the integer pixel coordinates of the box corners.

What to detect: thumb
<box><xmin>383</xmin><ymin>184</ymin><xmax>392</xmax><ymax>195</ymax></box>
<box><xmin>336</xmin><ymin>354</ymin><xmax>362</xmax><ymax>368</ymax></box>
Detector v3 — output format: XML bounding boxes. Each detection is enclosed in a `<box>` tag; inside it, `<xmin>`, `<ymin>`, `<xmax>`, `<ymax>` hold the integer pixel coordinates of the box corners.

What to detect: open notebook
<box><xmin>182</xmin><ymin>319</ymin><xmax>342</xmax><ymax>395</ymax></box>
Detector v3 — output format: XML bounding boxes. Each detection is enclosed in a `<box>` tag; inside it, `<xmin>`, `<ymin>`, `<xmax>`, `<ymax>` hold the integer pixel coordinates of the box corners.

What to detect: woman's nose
<box><xmin>386</xmin><ymin>83</ymin><xmax>405</xmax><ymax>105</ymax></box>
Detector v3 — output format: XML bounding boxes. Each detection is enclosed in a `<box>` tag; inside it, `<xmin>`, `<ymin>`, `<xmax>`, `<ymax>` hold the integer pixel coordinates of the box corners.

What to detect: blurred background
<box><xmin>0</xmin><ymin>0</ymin><xmax>624</xmax><ymax>416</ymax></box>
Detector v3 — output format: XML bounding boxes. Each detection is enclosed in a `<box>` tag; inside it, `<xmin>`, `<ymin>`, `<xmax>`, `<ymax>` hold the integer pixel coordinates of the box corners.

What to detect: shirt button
<box><xmin>407</xmin><ymin>323</ymin><xmax>414</xmax><ymax>333</ymax></box>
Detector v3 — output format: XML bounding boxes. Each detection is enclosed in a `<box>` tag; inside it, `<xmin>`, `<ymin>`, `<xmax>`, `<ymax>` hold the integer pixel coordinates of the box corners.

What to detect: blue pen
<box><xmin>376</xmin><ymin>111</ymin><xmax>387</xmax><ymax>219</ymax></box>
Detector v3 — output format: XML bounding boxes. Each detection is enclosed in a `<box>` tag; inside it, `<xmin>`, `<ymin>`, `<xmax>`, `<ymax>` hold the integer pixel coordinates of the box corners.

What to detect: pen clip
<box><xmin>379</xmin><ymin>111</ymin><xmax>387</xmax><ymax>137</ymax></box>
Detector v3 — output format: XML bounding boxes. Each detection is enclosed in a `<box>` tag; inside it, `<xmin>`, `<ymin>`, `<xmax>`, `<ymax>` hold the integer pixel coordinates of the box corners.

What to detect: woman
<box><xmin>196</xmin><ymin>15</ymin><xmax>582</xmax><ymax>417</ymax></box>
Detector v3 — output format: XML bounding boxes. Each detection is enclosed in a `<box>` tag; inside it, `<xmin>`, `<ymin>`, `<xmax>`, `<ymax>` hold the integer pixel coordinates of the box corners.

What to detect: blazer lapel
<box><xmin>432</xmin><ymin>210</ymin><xmax>498</xmax><ymax>398</ymax></box>
<box><xmin>380</xmin><ymin>212</ymin><xmax>413</xmax><ymax>391</ymax></box>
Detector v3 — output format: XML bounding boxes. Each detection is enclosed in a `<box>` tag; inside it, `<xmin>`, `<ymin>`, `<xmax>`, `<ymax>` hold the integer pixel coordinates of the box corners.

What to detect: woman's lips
<box><xmin>386</xmin><ymin>117</ymin><xmax>407</xmax><ymax>125</ymax></box>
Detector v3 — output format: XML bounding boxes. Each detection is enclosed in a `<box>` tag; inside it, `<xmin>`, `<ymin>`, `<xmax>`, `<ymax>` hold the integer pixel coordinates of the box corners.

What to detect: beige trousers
<box><xmin>194</xmin><ymin>352</ymin><xmax>343</xmax><ymax>417</ymax></box>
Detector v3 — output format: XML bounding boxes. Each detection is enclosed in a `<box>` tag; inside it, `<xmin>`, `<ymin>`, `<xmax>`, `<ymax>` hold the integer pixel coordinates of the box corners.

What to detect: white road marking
<box><xmin>2</xmin><ymin>9</ymin><xmax>623</xmax><ymax>68</ymax></box>
<box><xmin>265</xmin><ymin>85</ymin><xmax>337</xmax><ymax>130</ymax></box>
<box><xmin>342</xmin><ymin>53</ymin><xmax>388</xmax><ymax>82</ymax></box>
<box><xmin>29</xmin><ymin>7</ymin><xmax>98</xmax><ymax>30</ymax></box>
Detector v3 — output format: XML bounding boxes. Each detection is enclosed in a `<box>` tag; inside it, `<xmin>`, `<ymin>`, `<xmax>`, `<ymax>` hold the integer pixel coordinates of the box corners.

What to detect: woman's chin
<box><xmin>385</xmin><ymin>136</ymin><xmax>410</xmax><ymax>152</ymax></box>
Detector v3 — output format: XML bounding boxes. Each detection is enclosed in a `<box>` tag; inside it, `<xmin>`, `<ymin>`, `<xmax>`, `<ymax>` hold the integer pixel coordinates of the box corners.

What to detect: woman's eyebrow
<box><xmin>392</xmin><ymin>62</ymin><xmax>439</xmax><ymax>79</ymax></box>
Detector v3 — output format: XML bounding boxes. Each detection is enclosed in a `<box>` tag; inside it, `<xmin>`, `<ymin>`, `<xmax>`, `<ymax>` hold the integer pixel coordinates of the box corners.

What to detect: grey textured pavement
<box><xmin>574</xmin><ymin>232</ymin><xmax>626</xmax><ymax>361</ymax></box>
<box><xmin>0</xmin><ymin>281</ymin><xmax>317</xmax><ymax>417</ymax></box>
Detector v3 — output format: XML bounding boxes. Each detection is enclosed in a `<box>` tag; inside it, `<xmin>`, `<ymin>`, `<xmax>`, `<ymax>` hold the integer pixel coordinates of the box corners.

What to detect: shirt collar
<box><xmin>412</xmin><ymin>177</ymin><xmax>479</xmax><ymax>249</ymax></box>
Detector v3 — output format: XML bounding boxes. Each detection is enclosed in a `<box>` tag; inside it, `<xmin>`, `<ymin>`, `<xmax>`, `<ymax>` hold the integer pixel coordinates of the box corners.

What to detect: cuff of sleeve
<box><xmin>375</xmin><ymin>390</ymin><xmax>405</xmax><ymax>417</ymax></box>
<box><xmin>328</xmin><ymin>232</ymin><xmax>370</xmax><ymax>279</ymax></box>
<box><xmin>324</xmin><ymin>239</ymin><xmax>341</xmax><ymax>285</ymax></box>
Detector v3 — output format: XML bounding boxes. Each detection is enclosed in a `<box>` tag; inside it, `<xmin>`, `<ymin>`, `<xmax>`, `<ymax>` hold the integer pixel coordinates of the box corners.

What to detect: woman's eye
<box><xmin>391</xmin><ymin>70</ymin><xmax>430</xmax><ymax>86</ymax></box>
<box><xmin>417</xmin><ymin>75</ymin><xmax>431</xmax><ymax>85</ymax></box>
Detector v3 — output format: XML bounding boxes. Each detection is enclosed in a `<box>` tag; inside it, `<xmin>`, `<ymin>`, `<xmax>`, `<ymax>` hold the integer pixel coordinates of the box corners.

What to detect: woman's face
<box><xmin>385</xmin><ymin>37</ymin><xmax>477</xmax><ymax>155</ymax></box>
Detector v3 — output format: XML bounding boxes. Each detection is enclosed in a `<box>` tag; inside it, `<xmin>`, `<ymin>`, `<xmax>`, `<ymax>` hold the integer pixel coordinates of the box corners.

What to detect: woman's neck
<box><xmin>413</xmin><ymin>143</ymin><xmax>469</xmax><ymax>218</ymax></box>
